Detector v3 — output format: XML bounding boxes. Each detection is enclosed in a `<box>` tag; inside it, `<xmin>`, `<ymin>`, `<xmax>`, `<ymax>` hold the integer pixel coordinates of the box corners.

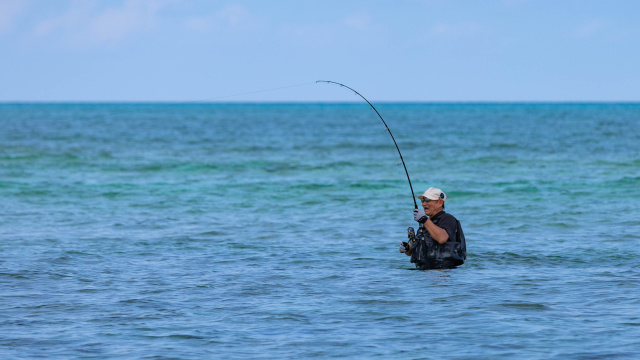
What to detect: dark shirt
<box><xmin>411</xmin><ymin>210</ymin><xmax>462</xmax><ymax>269</ymax></box>
<box><xmin>428</xmin><ymin>211</ymin><xmax>457</xmax><ymax>242</ymax></box>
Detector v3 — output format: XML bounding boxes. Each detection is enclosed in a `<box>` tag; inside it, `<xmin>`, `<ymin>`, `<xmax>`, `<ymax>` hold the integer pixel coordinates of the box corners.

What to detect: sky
<box><xmin>1</xmin><ymin>0</ymin><xmax>639</xmax><ymax>102</ymax></box>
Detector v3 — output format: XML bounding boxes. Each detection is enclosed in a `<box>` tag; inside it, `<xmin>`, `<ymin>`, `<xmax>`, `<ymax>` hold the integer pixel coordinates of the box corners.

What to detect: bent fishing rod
<box><xmin>317</xmin><ymin>80</ymin><xmax>418</xmax><ymax>209</ymax></box>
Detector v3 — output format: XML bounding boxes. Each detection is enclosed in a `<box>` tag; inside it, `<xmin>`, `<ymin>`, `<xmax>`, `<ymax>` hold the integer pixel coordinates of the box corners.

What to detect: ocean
<box><xmin>1</xmin><ymin>103</ymin><xmax>639</xmax><ymax>359</ymax></box>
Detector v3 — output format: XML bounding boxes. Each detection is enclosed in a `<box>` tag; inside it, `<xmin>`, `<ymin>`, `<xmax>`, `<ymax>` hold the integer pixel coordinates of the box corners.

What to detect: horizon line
<box><xmin>1</xmin><ymin>100</ymin><xmax>639</xmax><ymax>105</ymax></box>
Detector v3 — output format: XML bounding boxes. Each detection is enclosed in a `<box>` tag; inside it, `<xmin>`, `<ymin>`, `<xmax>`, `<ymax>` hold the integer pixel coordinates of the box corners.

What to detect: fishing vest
<box><xmin>409</xmin><ymin>212</ymin><xmax>466</xmax><ymax>269</ymax></box>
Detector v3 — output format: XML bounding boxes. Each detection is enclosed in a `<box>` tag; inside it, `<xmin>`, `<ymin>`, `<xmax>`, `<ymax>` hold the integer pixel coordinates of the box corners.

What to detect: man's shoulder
<box><xmin>440</xmin><ymin>211</ymin><xmax>457</xmax><ymax>221</ymax></box>
<box><xmin>435</xmin><ymin>211</ymin><xmax>458</xmax><ymax>227</ymax></box>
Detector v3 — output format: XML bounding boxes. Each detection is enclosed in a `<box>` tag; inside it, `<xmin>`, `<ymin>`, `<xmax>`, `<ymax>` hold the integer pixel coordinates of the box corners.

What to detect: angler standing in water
<box><xmin>399</xmin><ymin>187</ymin><xmax>466</xmax><ymax>270</ymax></box>
<box><xmin>317</xmin><ymin>81</ymin><xmax>466</xmax><ymax>269</ymax></box>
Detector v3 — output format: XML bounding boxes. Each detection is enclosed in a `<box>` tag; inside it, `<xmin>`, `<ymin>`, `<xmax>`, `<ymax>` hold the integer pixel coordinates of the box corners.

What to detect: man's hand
<box><xmin>413</xmin><ymin>209</ymin><xmax>429</xmax><ymax>224</ymax></box>
<box><xmin>399</xmin><ymin>242</ymin><xmax>410</xmax><ymax>253</ymax></box>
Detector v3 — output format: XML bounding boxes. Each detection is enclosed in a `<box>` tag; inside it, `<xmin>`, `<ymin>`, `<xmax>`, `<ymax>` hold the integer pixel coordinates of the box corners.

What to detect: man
<box><xmin>399</xmin><ymin>187</ymin><xmax>466</xmax><ymax>269</ymax></box>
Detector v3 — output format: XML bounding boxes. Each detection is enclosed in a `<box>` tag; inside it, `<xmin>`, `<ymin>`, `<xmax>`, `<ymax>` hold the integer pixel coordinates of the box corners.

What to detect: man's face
<box><xmin>422</xmin><ymin>198</ymin><xmax>443</xmax><ymax>217</ymax></box>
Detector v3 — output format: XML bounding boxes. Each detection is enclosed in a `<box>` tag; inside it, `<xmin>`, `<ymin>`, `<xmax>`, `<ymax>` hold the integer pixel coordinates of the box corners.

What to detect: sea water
<box><xmin>1</xmin><ymin>103</ymin><xmax>639</xmax><ymax>359</ymax></box>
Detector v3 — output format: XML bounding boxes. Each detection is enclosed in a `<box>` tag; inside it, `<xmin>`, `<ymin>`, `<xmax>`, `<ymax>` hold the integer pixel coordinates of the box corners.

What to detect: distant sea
<box><xmin>1</xmin><ymin>103</ymin><xmax>639</xmax><ymax>359</ymax></box>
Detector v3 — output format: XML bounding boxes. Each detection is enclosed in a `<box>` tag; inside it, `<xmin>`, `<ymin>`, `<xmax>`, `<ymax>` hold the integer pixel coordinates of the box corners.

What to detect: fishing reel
<box><xmin>407</xmin><ymin>227</ymin><xmax>416</xmax><ymax>244</ymax></box>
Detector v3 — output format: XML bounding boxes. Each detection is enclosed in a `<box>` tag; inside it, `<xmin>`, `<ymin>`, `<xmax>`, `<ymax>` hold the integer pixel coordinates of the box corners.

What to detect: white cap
<box><xmin>418</xmin><ymin>187</ymin><xmax>446</xmax><ymax>202</ymax></box>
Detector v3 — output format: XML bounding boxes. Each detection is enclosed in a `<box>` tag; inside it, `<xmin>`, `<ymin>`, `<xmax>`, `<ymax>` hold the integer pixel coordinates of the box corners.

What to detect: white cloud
<box><xmin>185</xmin><ymin>16</ymin><xmax>212</xmax><ymax>32</ymax></box>
<box><xmin>0</xmin><ymin>0</ymin><xmax>27</xmax><ymax>33</ymax></box>
<box><xmin>88</xmin><ymin>0</ymin><xmax>166</xmax><ymax>42</ymax></box>
<box><xmin>343</xmin><ymin>12</ymin><xmax>371</xmax><ymax>30</ymax></box>
<box><xmin>216</xmin><ymin>4</ymin><xmax>251</xmax><ymax>28</ymax></box>
<box><xmin>183</xmin><ymin>5</ymin><xmax>254</xmax><ymax>33</ymax></box>
<box><xmin>33</xmin><ymin>0</ymin><xmax>94</xmax><ymax>38</ymax></box>
<box><xmin>31</xmin><ymin>0</ymin><xmax>171</xmax><ymax>45</ymax></box>
<box><xmin>430</xmin><ymin>22</ymin><xmax>482</xmax><ymax>38</ymax></box>
<box><xmin>501</xmin><ymin>0</ymin><xmax>530</xmax><ymax>8</ymax></box>
<box><xmin>569</xmin><ymin>20</ymin><xmax>607</xmax><ymax>39</ymax></box>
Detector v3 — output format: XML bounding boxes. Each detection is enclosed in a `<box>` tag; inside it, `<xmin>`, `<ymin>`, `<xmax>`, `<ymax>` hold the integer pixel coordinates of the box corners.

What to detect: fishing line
<box><xmin>97</xmin><ymin>81</ymin><xmax>317</xmax><ymax>118</ymax></box>
<box><xmin>316</xmin><ymin>80</ymin><xmax>418</xmax><ymax>209</ymax></box>
<box><xmin>75</xmin><ymin>79</ymin><xmax>418</xmax><ymax>209</ymax></box>
<box><xmin>195</xmin><ymin>82</ymin><xmax>317</xmax><ymax>102</ymax></box>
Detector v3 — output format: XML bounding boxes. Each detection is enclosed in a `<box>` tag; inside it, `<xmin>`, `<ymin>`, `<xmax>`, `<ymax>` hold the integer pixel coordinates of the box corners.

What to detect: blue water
<box><xmin>1</xmin><ymin>103</ymin><xmax>639</xmax><ymax>359</ymax></box>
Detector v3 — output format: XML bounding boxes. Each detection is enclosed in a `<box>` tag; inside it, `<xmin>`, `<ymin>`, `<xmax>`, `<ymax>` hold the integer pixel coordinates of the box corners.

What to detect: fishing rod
<box><xmin>316</xmin><ymin>80</ymin><xmax>418</xmax><ymax>209</ymax></box>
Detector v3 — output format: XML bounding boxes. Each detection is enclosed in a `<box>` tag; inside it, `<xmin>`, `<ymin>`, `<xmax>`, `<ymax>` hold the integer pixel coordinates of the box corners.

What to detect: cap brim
<box><xmin>419</xmin><ymin>196</ymin><xmax>438</xmax><ymax>200</ymax></box>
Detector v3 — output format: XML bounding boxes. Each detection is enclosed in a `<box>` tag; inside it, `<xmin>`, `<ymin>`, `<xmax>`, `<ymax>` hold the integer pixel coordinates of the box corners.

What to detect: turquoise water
<box><xmin>1</xmin><ymin>103</ymin><xmax>639</xmax><ymax>359</ymax></box>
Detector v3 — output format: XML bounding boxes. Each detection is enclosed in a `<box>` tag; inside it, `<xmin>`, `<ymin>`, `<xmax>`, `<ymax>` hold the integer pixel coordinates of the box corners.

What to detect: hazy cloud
<box><xmin>216</xmin><ymin>4</ymin><xmax>251</xmax><ymax>28</ymax></box>
<box><xmin>569</xmin><ymin>20</ymin><xmax>607</xmax><ymax>39</ymax></box>
<box><xmin>185</xmin><ymin>16</ymin><xmax>212</xmax><ymax>32</ymax></box>
<box><xmin>184</xmin><ymin>5</ymin><xmax>254</xmax><ymax>33</ymax></box>
<box><xmin>430</xmin><ymin>22</ymin><xmax>482</xmax><ymax>38</ymax></box>
<box><xmin>501</xmin><ymin>0</ymin><xmax>530</xmax><ymax>8</ymax></box>
<box><xmin>343</xmin><ymin>12</ymin><xmax>371</xmax><ymax>30</ymax></box>
<box><xmin>32</xmin><ymin>0</ymin><xmax>171</xmax><ymax>45</ymax></box>
<box><xmin>0</xmin><ymin>0</ymin><xmax>27</xmax><ymax>33</ymax></box>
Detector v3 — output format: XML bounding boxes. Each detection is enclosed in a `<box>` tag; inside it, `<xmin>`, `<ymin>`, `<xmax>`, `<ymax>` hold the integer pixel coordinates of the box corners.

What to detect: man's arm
<box><xmin>424</xmin><ymin>219</ymin><xmax>449</xmax><ymax>244</ymax></box>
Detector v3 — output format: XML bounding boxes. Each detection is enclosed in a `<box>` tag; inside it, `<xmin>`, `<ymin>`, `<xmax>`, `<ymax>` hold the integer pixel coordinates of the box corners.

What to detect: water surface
<box><xmin>1</xmin><ymin>103</ymin><xmax>639</xmax><ymax>359</ymax></box>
